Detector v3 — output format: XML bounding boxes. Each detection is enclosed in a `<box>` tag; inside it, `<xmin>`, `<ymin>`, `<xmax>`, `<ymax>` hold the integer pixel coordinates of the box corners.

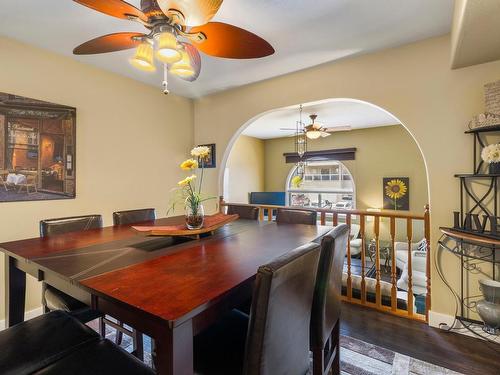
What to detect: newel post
<box><xmin>424</xmin><ymin>204</ymin><xmax>431</xmax><ymax>321</ymax></box>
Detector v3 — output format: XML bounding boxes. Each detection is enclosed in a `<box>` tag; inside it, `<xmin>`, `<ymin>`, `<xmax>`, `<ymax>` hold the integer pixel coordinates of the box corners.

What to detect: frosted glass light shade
<box><xmin>130</xmin><ymin>41</ymin><xmax>155</xmax><ymax>72</ymax></box>
<box><xmin>170</xmin><ymin>49</ymin><xmax>194</xmax><ymax>77</ymax></box>
<box><xmin>306</xmin><ymin>130</ymin><xmax>321</xmax><ymax>139</ymax></box>
<box><xmin>155</xmin><ymin>31</ymin><xmax>182</xmax><ymax>64</ymax></box>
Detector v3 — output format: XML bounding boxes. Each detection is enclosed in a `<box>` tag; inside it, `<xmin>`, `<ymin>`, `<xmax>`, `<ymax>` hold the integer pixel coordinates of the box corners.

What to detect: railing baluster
<box><xmin>360</xmin><ymin>214</ymin><xmax>366</xmax><ymax>304</ymax></box>
<box><xmin>374</xmin><ymin>216</ymin><xmax>381</xmax><ymax>308</ymax></box>
<box><xmin>407</xmin><ymin>218</ymin><xmax>414</xmax><ymax>316</ymax></box>
<box><xmin>346</xmin><ymin>214</ymin><xmax>352</xmax><ymax>300</ymax></box>
<box><xmin>259</xmin><ymin>207</ymin><xmax>264</xmax><ymax>222</ymax></box>
<box><xmin>390</xmin><ymin>217</ymin><xmax>397</xmax><ymax>312</ymax></box>
<box><xmin>424</xmin><ymin>205</ymin><xmax>431</xmax><ymax>321</ymax></box>
<box><xmin>320</xmin><ymin>211</ymin><xmax>326</xmax><ymax>226</ymax></box>
<box><xmin>267</xmin><ymin>207</ymin><xmax>273</xmax><ymax>222</ymax></box>
<box><xmin>333</xmin><ymin>212</ymin><xmax>338</xmax><ymax>226</ymax></box>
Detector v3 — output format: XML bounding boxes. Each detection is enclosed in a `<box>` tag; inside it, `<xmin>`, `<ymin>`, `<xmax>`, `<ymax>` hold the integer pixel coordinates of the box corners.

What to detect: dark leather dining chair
<box><xmin>311</xmin><ymin>225</ymin><xmax>349</xmax><ymax>375</ymax></box>
<box><xmin>112</xmin><ymin>208</ymin><xmax>155</xmax><ymax>225</ymax></box>
<box><xmin>0</xmin><ymin>310</ymin><xmax>154</xmax><ymax>375</ymax></box>
<box><xmin>193</xmin><ymin>241</ymin><xmax>321</xmax><ymax>375</ymax></box>
<box><xmin>226</xmin><ymin>204</ymin><xmax>259</xmax><ymax>220</ymax></box>
<box><xmin>276</xmin><ymin>208</ymin><xmax>318</xmax><ymax>225</ymax></box>
<box><xmin>40</xmin><ymin>215</ymin><xmax>103</xmax><ymax>324</ymax></box>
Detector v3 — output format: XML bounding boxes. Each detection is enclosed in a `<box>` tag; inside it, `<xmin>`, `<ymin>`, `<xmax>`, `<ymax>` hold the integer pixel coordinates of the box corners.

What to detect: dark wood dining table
<box><xmin>1</xmin><ymin>216</ymin><xmax>331</xmax><ymax>375</ymax></box>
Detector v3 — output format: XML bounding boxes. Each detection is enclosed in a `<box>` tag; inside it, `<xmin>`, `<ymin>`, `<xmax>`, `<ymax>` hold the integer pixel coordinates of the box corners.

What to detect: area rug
<box><xmin>102</xmin><ymin>325</ymin><xmax>464</xmax><ymax>375</ymax></box>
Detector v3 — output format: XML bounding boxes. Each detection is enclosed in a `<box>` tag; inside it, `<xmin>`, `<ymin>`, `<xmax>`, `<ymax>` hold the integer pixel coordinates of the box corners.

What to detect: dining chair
<box><xmin>112</xmin><ymin>208</ymin><xmax>156</xmax><ymax>225</ymax></box>
<box><xmin>193</xmin><ymin>241</ymin><xmax>321</xmax><ymax>375</ymax></box>
<box><xmin>40</xmin><ymin>214</ymin><xmax>145</xmax><ymax>360</ymax></box>
<box><xmin>39</xmin><ymin>215</ymin><xmax>103</xmax><ymax>322</ymax></box>
<box><xmin>226</xmin><ymin>204</ymin><xmax>260</xmax><ymax>220</ymax></box>
<box><xmin>276</xmin><ymin>208</ymin><xmax>318</xmax><ymax>225</ymax></box>
<box><xmin>310</xmin><ymin>225</ymin><xmax>349</xmax><ymax>375</ymax></box>
<box><xmin>0</xmin><ymin>310</ymin><xmax>154</xmax><ymax>375</ymax></box>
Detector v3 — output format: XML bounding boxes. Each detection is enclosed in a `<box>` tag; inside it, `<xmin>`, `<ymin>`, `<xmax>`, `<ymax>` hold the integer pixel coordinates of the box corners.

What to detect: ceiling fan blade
<box><xmin>325</xmin><ymin>126</ymin><xmax>352</xmax><ymax>132</ymax></box>
<box><xmin>74</xmin><ymin>0</ymin><xmax>148</xmax><ymax>22</ymax></box>
<box><xmin>177</xmin><ymin>43</ymin><xmax>202</xmax><ymax>82</ymax></box>
<box><xmin>156</xmin><ymin>0</ymin><xmax>223</xmax><ymax>26</ymax></box>
<box><xmin>320</xmin><ymin>132</ymin><xmax>331</xmax><ymax>138</ymax></box>
<box><xmin>280</xmin><ymin>128</ymin><xmax>297</xmax><ymax>130</ymax></box>
<box><xmin>73</xmin><ymin>32</ymin><xmax>145</xmax><ymax>55</ymax></box>
<box><xmin>190</xmin><ymin>22</ymin><xmax>274</xmax><ymax>59</ymax></box>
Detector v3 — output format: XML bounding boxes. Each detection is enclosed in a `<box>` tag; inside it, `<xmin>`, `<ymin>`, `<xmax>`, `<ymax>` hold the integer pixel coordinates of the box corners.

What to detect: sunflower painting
<box><xmin>383</xmin><ymin>177</ymin><xmax>409</xmax><ymax>210</ymax></box>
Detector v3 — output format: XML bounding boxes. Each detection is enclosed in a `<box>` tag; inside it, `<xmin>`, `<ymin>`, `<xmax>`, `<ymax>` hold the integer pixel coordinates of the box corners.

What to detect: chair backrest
<box><xmin>112</xmin><ymin>208</ymin><xmax>156</xmax><ymax>226</ymax></box>
<box><xmin>276</xmin><ymin>208</ymin><xmax>317</xmax><ymax>225</ymax></box>
<box><xmin>243</xmin><ymin>242</ymin><xmax>321</xmax><ymax>375</ymax></box>
<box><xmin>310</xmin><ymin>224</ymin><xmax>349</xmax><ymax>350</ymax></box>
<box><xmin>226</xmin><ymin>205</ymin><xmax>259</xmax><ymax>220</ymax></box>
<box><xmin>40</xmin><ymin>215</ymin><xmax>103</xmax><ymax>237</ymax></box>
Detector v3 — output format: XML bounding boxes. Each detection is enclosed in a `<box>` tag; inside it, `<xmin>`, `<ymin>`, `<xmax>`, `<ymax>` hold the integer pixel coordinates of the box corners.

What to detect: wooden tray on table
<box><xmin>132</xmin><ymin>213</ymin><xmax>239</xmax><ymax>237</ymax></box>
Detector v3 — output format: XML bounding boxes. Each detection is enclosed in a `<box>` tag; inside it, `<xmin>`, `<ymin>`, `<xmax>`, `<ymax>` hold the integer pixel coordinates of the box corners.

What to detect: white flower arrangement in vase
<box><xmin>481</xmin><ymin>143</ymin><xmax>500</xmax><ymax>174</ymax></box>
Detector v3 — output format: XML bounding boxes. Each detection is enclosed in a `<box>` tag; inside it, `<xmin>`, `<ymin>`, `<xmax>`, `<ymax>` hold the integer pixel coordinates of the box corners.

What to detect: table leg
<box><xmin>4</xmin><ymin>255</ymin><xmax>26</xmax><ymax>327</ymax></box>
<box><xmin>154</xmin><ymin>319</ymin><xmax>193</xmax><ymax>375</ymax></box>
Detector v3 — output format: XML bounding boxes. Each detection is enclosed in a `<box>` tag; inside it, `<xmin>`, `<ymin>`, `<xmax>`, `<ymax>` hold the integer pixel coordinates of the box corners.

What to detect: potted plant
<box><xmin>481</xmin><ymin>143</ymin><xmax>500</xmax><ymax>174</ymax></box>
<box><xmin>170</xmin><ymin>146</ymin><xmax>215</xmax><ymax>230</ymax></box>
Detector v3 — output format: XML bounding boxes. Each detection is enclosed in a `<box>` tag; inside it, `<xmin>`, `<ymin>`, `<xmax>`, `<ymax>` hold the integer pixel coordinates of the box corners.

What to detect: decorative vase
<box><xmin>477</xmin><ymin>279</ymin><xmax>500</xmax><ymax>334</ymax></box>
<box><xmin>488</xmin><ymin>162</ymin><xmax>500</xmax><ymax>175</ymax></box>
<box><xmin>185</xmin><ymin>203</ymin><xmax>204</xmax><ymax>230</ymax></box>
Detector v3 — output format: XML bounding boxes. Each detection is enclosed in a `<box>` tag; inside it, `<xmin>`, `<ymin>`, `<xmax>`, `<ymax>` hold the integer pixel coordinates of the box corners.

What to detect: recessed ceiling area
<box><xmin>0</xmin><ymin>0</ymin><xmax>453</xmax><ymax>98</ymax></box>
<box><xmin>242</xmin><ymin>100</ymin><xmax>398</xmax><ymax>139</ymax></box>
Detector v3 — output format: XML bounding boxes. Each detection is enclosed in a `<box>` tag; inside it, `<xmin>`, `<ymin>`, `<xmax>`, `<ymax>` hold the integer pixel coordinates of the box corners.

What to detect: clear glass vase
<box><xmin>185</xmin><ymin>203</ymin><xmax>204</xmax><ymax>230</ymax></box>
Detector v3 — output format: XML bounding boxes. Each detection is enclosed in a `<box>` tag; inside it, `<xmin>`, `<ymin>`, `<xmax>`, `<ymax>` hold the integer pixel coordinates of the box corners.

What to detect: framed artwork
<box><xmin>383</xmin><ymin>177</ymin><xmax>409</xmax><ymax>210</ymax></box>
<box><xmin>0</xmin><ymin>92</ymin><xmax>76</xmax><ymax>203</ymax></box>
<box><xmin>197</xmin><ymin>143</ymin><xmax>216</xmax><ymax>168</ymax></box>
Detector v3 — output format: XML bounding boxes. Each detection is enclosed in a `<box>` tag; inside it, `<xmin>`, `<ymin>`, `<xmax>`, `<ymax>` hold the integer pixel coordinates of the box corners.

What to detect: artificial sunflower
<box><xmin>385</xmin><ymin>179</ymin><xmax>407</xmax><ymax>200</ymax></box>
<box><xmin>178</xmin><ymin>175</ymin><xmax>197</xmax><ymax>187</ymax></box>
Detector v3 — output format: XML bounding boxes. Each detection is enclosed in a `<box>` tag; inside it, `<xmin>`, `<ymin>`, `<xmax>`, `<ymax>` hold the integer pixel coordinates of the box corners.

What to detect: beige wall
<box><xmin>225</xmin><ymin>135</ymin><xmax>265</xmax><ymax>203</ymax></box>
<box><xmin>263</xmin><ymin>125</ymin><xmax>428</xmax><ymax>212</ymax></box>
<box><xmin>194</xmin><ymin>35</ymin><xmax>500</xmax><ymax>317</ymax></box>
<box><xmin>0</xmin><ymin>36</ymin><xmax>194</xmax><ymax>321</ymax></box>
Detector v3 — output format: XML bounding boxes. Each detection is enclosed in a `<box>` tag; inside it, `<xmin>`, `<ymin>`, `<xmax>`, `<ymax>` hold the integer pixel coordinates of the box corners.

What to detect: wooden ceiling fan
<box><xmin>72</xmin><ymin>0</ymin><xmax>274</xmax><ymax>92</ymax></box>
<box><xmin>281</xmin><ymin>114</ymin><xmax>352</xmax><ymax>140</ymax></box>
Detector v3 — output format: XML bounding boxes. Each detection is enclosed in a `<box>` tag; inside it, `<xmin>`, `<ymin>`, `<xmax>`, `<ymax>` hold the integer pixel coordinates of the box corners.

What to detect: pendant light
<box><xmin>295</xmin><ymin>105</ymin><xmax>307</xmax><ymax>178</ymax></box>
<box><xmin>130</xmin><ymin>39</ymin><xmax>155</xmax><ymax>72</ymax></box>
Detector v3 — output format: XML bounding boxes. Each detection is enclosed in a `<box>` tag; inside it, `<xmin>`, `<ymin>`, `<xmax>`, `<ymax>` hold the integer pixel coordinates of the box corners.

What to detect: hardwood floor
<box><xmin>340</xmin><ymin>302</ymin><xmax>500</xmax><ymax>375</ymax></box>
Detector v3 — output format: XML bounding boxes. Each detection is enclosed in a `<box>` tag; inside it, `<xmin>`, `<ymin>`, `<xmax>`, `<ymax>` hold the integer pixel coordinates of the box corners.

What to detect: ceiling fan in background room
<box><xmin>72</xmin><ymin>0</ymin><xmax>275</xmax><ymax>93</ymax></box>
<box><xmin>280</xmin><ymin>114</ymin><xmax>352</xmax><ymax>140</ymax></box>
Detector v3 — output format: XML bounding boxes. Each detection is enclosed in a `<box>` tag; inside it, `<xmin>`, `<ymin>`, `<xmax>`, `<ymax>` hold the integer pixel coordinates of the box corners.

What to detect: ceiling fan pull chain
<box><xmin>162</xmin><ymin>63</ymin><xmax>169</xmax><ymax>95</ymax></box>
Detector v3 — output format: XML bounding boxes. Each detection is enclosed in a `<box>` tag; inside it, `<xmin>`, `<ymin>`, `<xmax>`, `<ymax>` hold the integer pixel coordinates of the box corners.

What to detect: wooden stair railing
<box><xmin>219</xmin><ymin>197</ymin><xmax>431</xmax><ymax>322</ymax></box>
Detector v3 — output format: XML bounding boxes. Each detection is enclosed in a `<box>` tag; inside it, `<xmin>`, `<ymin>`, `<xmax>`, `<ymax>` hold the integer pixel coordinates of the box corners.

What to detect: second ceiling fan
<box><xmin>72</xmin><ymin>0</ymin><xmax>275</xmax><ymax>92</ymax></box>
<box><xmin>281</xmin><ymin>114</ymin><xmax>352</xmax><ymax>140</ymax></box>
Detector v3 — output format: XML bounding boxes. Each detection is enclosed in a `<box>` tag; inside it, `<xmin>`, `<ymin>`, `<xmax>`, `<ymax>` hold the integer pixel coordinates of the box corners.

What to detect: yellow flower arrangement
<box><xmin>385</xmin><ymin>179</ymin><xmax>407</xmax><ymax>200</ymax></box>
<box><xmin>180</xmin><ymin>159</ymin><xmax>198</xmax><ymax>170</ymax></box>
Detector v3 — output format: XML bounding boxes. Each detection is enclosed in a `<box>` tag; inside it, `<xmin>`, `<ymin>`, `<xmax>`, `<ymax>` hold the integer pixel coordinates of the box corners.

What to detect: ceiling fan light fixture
<box><xmin>130</xmin><ymin>40</ymin><xmax>156</xmax><ymax>72</ymax></box>
<box><xmin>155</xmin><ymin>30</ymin><xmax>182</xmax><ymax>64</ymax></box>
<box><xmin>306</xmin><ymin>130</ymin><xmax>322</xmax><ymax>140</ymax></box>
<box><xmin>170</xmin><ymin>49</ymin><xmax>195</xmax><ymax>77</ymax></box>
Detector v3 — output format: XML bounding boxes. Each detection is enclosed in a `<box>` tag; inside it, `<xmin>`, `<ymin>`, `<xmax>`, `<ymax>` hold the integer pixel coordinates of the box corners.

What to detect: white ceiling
<box><xmin>0</xmin><ymin>0</ymin><xmax>453</xmax><ymax>98</ymax></box>
<box><xmin>242</xmin><ymin>100</ymin><xmax>398</xmax><ymax>139</ymax></box>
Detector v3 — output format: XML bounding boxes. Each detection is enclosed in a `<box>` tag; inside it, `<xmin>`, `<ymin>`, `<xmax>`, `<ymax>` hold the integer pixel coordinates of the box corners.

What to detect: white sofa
<box><xmin>348</xmin><ymin>223</ymin><xmax>362</xmax><ymax>256</ymax></box>
<box><xmin>395</xmin><ymin>239</ymin><xmax>428</xmax><ymax>296</ymax></box>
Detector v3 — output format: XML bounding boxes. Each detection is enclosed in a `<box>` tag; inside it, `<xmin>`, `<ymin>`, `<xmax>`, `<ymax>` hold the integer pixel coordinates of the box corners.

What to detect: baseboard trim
<box><xmin>428</xmin><ymin>310</ymin><xmax>500</xmax><ymax>344</ymax></box>
<box><xmin>0</xmin><ymin>307</ymin><xmax>43</xmax><ymax>331</ymax></box>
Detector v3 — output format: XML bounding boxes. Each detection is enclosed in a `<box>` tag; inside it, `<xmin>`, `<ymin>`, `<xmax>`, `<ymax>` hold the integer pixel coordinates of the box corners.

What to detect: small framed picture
<box><xmin>383</xmin><ymin>177</ymin><xmax>410</xmax><ymax>210</ymax></box>
<box><xmin>198</xmin><ymin>143</ymin><xmax>216</xmax><ymax>168</ymax></box>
